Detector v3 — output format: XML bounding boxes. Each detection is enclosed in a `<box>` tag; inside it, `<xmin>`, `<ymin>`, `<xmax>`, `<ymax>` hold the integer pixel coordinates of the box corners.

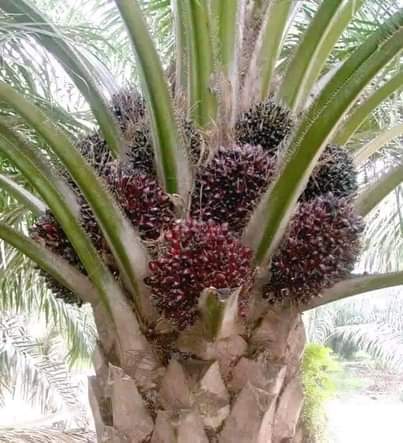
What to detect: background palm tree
<box><xmin>0</xmin><ymin>173</ymin><xmax>95</xmax><ymax>428</ymax></box>
<box><xmin>0</xmin><ymin>428</ymin><xmax>95</xmax><ymax>442</ymax></box>
<box><xmin>306</xmin><ymin>289</ymin><xmax>403</xmax><ymax>370</ymax></box>
<box><xmin>0</xmin><ymin>0</ymin><xmax>402</xmax><ymax>441</ymax></box>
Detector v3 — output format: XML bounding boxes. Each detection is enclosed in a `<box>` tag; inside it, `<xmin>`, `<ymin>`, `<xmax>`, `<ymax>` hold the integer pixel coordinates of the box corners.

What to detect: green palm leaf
<box><xmin>0</xmin><ymin>0</ymin><xmax>124</xmax><ymax>156</ymax></box>
<box><xmin>245</xmin><ymin>9</ymin><xmax>403</xmax><ymax>265</ymax></box>
<box><xmin>114</xmin><ymin>0</ymin><xmax>191</xmax><ymax>197</ymax></box>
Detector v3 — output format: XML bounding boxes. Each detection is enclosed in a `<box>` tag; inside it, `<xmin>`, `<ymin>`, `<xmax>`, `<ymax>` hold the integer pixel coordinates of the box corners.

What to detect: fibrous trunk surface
<box><xmin>89</xmin><ymin>305</ymin><xmax>305</xmax><ymax>443</ymax></box>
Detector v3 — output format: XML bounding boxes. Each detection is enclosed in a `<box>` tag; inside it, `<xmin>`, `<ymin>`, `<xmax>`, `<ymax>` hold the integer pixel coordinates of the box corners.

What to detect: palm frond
<box><xmin>0</xmin><ymin>428</ymin><xmax>95</xmax><ymax>442</ymax></box>
<box><xmin>306</xmin><ymin>290</ymin><xmax>403</xmax><ymax>370</ymax></box>
<box><xmin>0</xmin><ymin>315</ymin><xmax>83</xmax><ymax>415</ymax></box>
<box><xmin>359</xmin><ymin>186</ymin><xmax>403</xmax><ymax>273</ymax></box>
<box><xmin>43</xmin><ymin>301</ymin><xmax>96</xmax><ymax>367</ymax></box>
<box><xmin>0</xmin><ymin>237</ymin><xmax>96</xmax><ymax>366</ymax></box>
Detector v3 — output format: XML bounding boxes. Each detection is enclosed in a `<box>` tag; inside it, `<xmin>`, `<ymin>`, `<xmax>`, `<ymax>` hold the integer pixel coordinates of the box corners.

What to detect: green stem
<box><xmin>335</xmin><ymin>71</ymin><xmax>403</xmax><ymax>145</ymax></box>
<box><xmin>186</xmin><ymin>0</ymin><xmax>216</xmax><ymax>127</ymax></box>
<box><xmin>173</xmin><ymin>0</ymin><xmax>188</xmax><ymax>93</ymax></box>
<box><xmin>216</xmin><ymin>0</ymin><xmax>238</xmax><ymax>76</ymax></box>
<box><xmin>0</xmin><ymin>221</ymin><xmax>98</xmax><ymax>305</ymax></box>
<box><xmin>356</xmin><ymin>163</ymin><xmax>403</xmax><ymax>216</ymax></box>
<box><xmin>0</xmin><ymin>173</ymin><xmax>47</xmax><ymax>215</ymax></box>
<box><xmin>279</xmin><ymin>0</ymin><xmax>365</xmax><ymax>111</ymax></box>
<box><xmin>354</xmin><ymin>123</ymin><xmax>403</xmax><ymax>164</ymax></box>
<box><xmin>114</xmin><ymin>0</ymin><xmax>191</xmax><ymax>198</ymax></box>
<box><xmin>306</xmin><ymin>271</ymin><xmax>403</xmax><ymax>309</ymax></box>
<box><xmin>243</xmin><ymin>0</ymin><xmax>293</xmax><ymax>103</ymax></box>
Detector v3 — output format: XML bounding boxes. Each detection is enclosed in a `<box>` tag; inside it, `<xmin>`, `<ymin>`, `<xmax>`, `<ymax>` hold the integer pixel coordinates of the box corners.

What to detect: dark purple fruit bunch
<box><xmin>30</xmin><ymin>167</ymin><xmax>175</xmax><ymax>303</ymax></box>
<box><xmin>302</xmin><ymin>144</ymin><xmax>358</xmax><ymax>201</ymax></box>
<box><xmin>145</xmin><ymin>219</ymin><xmax>253</xmax><ymax>329</ymax></box>
<box><xmin>124</xmin><ymin>122</ymin><xmax>157</xmax><ymax>175</ymax></box>
<box><xmin>74</xmin><ymin>95</ymin><xmax>150</xmax><ymax>178</ymax></box>
<box><xmin>191</xmin><ymin>145</ymin><xmax>275</xmax><ymax>233</ymax></box>
<box><xmin>107</xmin><ymin>167</ymin><xmax>175</xmax><ymax>241</ymax></box>
<box><xmin>75</xmin><ymin>134</ymin><xmax>114</xmax><ymax>178</ymax></box>
<box><xmin>111</xmin><ymin>89</ymin><xmax>146</xmax><ymax>131</ymax></box>
<box><xmin>75</xmin><ymin>90</ymin><xmax>202</xmax><ymax>180</ymax></box>
<box><xmin>72</xmin><ymin>90</ymin><xmax>147</xmax><ymax>179</ymax></box>
<box><xmin>181</xmin><ymin>119</ymin><xmax>204</xmax><ymax>164</ymax></box>
<box><xmin>30</xmin><ymin>213</ymin><xmax>84</xmax><ymax>305</ymax></box>
<box><xmin>265</xmin><ymin>194</ymin><xmax>364</xmax><ymax>304</ymax></box>
<box><xmin>125</xmin><ymin>118</ymin><xmax>203</xmax><ymax>172</ymax></box>
<box><xmin>235</xmin><ymin>99</ymin><xmax>294</xmax><ymax>154</ymax></box>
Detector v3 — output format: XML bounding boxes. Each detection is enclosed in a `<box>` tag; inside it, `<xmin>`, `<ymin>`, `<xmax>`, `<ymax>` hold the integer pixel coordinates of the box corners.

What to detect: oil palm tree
<box><xmin>0</xmin><ymin>291</ymin><xmax>95</xmax><ymax>436</ymax></box>
<box><xmin>0</xmin><ymin>1</ymin><xmax>402</xmax><ymax>441</ymax></box>
<box><xmin>306</xmin><ymin>289</ymin><xmax>403</xmax><ymax>370</ymax></box>
<box><xmin>0</xmin><ymin>312</ymin><xmax>92</xmax><ymax>427</ymax></box>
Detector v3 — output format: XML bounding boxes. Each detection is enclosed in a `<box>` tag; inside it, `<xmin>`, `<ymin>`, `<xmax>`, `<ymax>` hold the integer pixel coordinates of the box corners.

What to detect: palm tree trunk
<box><xmin>88</xmin><ymin>305</ymin><xmax>306</xmax><ymax>442</ymax></box>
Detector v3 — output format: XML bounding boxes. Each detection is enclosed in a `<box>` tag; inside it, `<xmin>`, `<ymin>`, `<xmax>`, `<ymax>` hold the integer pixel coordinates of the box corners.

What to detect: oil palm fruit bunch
<box><xmin>235</xmin><ymin>99</ymin><xmax>294</xmax><ymax>154</ymax></box>
<box><xmin>191</xmin><ymin>144</ymin><xmax>276</xmax><ymax>233</ymax></box>
<box><xmin>302</xmin><ymin>144</ymin><xmax>358</xmax><ymax>201</ymax></box>
<box><xmin>145</xmin><ymin>219</ymin><xmax>253</xmax><ymax>329</ymax></box>
<box><xmin>266</xmin><ymin>194</ymin><xmax>364</xmax><ymax>304</ymax></box>
<box><xmin>30</xmin><ymin>91</ymin><xmax>179</xmax><ymax>301</ymax></box>
<box><xmin>31</xmin><ymin>88</ymin><xmax>362</xmax><ymax>317</ymax></box>
<box><xmin>30</xmin><ymin>213</ymin><xmax>84</xmax><ymax>305</ymax></box>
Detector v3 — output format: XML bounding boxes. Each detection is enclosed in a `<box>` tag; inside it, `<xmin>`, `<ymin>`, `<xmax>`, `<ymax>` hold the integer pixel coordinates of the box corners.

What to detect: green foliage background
<box><xmin>302</xmin><ymin>344</ymin><xmax>340</xmax><ymax>442</ymax></box>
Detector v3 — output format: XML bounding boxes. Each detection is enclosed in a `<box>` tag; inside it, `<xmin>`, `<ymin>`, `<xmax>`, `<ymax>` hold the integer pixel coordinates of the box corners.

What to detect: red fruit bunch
<box><xmin>265</xmin><ymin>194</ymin><xmax>364</xmax><ymax>304</ymax></box>
<box><xmin>145</xmin><ymin>219</ymin><xmax>253</xmax><ymax>329</ymax></box>
<box><xmin>30</xmin><ymin>168</ymin><xmax>175</xmax><ymax>304</ymax></box>
<box><xmin>30</xmin><ymin>213</ymin><xmax>84</xmax><ymax>305</ymax></box>
<box><xmin>107</xmin><ymin>167</ymin><xmax>175</xmax><ymax>240</ymax></box>
<box><xmin>192</xmin><ymin>145</ymin><xmax>275</xmax><ymax>233</ymax></box>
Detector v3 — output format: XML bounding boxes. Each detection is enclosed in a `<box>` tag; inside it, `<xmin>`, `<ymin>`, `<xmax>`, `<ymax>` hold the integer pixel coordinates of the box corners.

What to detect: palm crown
<box><xmin>0</xmin><ymin>0</ymin><xmax>402</xmax><ymax>441</ymax></box>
